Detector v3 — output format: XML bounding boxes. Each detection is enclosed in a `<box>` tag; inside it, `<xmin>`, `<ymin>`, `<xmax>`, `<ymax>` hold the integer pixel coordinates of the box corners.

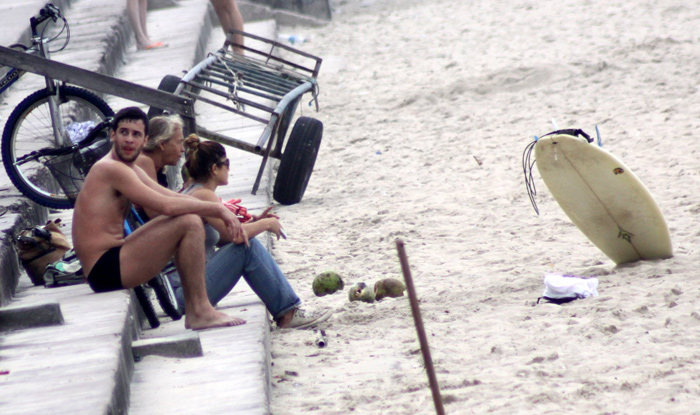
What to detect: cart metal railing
<box><xmin>171</xmin><ymin>29</ymin><xmax>323</xmax><ymax>197</ymax></box>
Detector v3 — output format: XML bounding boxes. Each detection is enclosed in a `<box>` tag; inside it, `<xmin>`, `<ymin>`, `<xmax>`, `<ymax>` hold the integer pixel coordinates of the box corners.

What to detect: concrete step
<box><xmin>132</xmin><ymin>332</ymin><xmax>204</xmax><ymax>359</ymax></box>
<box><xmin>0</xmin><ymin>281</ymin><xmax>137</xmax><ymax>415</ymax></box>
<box><xmin>0</xmin><ymin>300</ymin><xmax>64</xmax><ymax>330</ymax></box>
<box><xmin>128</xmin><ymin>284</ymin><xmax>272</xmax><ymax>415</ymax></box>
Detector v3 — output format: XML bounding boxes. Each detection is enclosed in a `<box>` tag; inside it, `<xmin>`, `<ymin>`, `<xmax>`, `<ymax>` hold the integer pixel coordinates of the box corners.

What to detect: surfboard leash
<box><xmin>522</xmin><ymin>139</ymin><xmax>540</xmax><ymax>215</ymax></box>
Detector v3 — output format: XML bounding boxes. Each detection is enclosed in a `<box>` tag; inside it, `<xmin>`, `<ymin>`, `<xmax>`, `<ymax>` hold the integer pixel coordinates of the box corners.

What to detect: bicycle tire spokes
<box><xmin>2</xmin><ymin>86</ymin><xmax>113</xmax><ymax>209</ymax></box>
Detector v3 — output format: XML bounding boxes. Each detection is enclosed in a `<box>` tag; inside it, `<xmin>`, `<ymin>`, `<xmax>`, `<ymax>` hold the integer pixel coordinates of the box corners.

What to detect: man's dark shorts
<box><xmin>87</xmin><ymin>246</ymin><xmax>124</xmax><ymax>292</ymax></box>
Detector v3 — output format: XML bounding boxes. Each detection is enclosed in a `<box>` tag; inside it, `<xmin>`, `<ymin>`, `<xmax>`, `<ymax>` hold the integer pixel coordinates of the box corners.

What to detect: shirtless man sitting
<box><xmin>72</xmin><ymin>106</ymin><xmax>247</xmax><ymax>330</ymax></box>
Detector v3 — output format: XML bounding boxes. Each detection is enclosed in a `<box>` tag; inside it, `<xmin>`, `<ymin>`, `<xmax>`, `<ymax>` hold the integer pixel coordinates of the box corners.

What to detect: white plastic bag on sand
<box><xmin>540</xmin><ymin>273</ymin><xmax>599</xmax><ymax>304</ymax></box>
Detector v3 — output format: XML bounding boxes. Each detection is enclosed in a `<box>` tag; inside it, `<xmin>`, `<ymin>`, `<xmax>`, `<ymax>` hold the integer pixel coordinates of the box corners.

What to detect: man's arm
<box><xmin>132</xmin><ymin>157</ymin><xmax>192</xmax><ymax>218</ymax></box>
<box><xmin>133</xmin><ymin>165</ymin><xmax>189</xmax><ymax>198</ymax></box>
<box><xmin>133</xmin><ymin>155</ymin><xmax>190</xmax><ymax>198</ymax></box>
<box><xmin>106</xmin><ymin>161</ymin><xmax>245</xmax><ymax>242</ymax></box>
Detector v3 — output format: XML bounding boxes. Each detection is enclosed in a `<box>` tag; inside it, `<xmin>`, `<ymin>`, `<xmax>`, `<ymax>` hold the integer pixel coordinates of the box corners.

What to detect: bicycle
<box><xmin>0</xmin><ymin>3</ymin><xmax>114</xmax><ymax>210</ymax></box>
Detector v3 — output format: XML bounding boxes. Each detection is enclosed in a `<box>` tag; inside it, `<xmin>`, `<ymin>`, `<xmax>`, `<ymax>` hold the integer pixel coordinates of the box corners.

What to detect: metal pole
<box><xmin>395</xmin><ymin>239</ymin><xmax>446</xmax><ymax>415</ymax></box>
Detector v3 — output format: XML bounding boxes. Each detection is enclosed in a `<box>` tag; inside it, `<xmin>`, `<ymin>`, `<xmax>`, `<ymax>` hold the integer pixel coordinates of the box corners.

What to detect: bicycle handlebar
<box><xmin>14</xmin><ymin>117</ymin><xmax>113</xmax><ymax>165</ymax></box>
<box><xmin>30</xmin><ymin>3</ymin><xmax>63</xmax><ymax>36</ymax></box>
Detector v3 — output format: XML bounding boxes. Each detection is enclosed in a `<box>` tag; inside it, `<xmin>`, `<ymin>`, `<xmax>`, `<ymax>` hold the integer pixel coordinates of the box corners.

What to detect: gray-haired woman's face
<box><xmin>161</xmin><ymin>126</ymin><xmax>185</xmax><ymax>166</ymax></box>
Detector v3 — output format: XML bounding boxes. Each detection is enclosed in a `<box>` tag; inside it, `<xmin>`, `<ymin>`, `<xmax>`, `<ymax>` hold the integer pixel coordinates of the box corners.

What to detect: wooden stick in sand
<box><xmin>395</xmin><ymin>238</ymin><xmax>446</xmax><ymax>415</ymax></box>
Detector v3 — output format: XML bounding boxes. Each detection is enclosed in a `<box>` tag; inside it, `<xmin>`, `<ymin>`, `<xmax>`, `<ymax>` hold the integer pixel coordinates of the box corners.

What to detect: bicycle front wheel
<box><xmin>149</xmin><ymin>272</ymin><xmax>182</xmax><ymax>321</ymax></box>
<box><xmin>134</xmin><ymin>286</ymin><xmax>160</xmax><ymax>329</ymax></box>
<box><xmin>1</xmin><ymin>86</ymin><xmax>114</xmax><ymax>209</ymax></box>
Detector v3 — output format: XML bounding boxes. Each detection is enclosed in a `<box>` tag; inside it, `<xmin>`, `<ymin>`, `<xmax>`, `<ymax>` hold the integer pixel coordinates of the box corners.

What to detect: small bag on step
<box><xmin>16</xmin><ymin>219</ymin><xmax>72</xmax><ymax>285</ymax></box>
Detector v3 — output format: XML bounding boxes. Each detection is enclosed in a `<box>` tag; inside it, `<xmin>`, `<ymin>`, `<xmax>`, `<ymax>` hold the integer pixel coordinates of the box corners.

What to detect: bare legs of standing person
<box><xmin>209</xmin><ymin>0</ymin><xmax>245</xmax><ymax>54</ymax></box>
<box><xmin>126</xmin><ymin>0</ymin><xmax>165</xmax><ymax>50</ymax></box>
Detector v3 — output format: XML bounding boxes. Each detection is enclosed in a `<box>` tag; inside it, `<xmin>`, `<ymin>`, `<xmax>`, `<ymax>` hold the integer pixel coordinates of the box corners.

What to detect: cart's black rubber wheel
<box><xmin>134</xmin><ymin>286</ymin><xmax>160</xmax><ymax>329</ymax></box>
<box><xmin>273</xmin><ymin>116</ymin><xmax>323</xmax><ymax>205</ymax></box>
<box><xmin>147</xmin><ymin>75</ymin><xmax>182</xmax><ymax>118</ymax></box>
<box><xmin>149</xmin><ymin>273</ymin><xmax>182</xmax><ymax>321</ymax></box>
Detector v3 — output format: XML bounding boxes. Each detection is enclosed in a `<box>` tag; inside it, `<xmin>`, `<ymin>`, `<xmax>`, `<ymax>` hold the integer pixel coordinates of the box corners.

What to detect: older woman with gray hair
<box><xmin>135</xmin><ymin>114</ymin><xmax>185</xmax><ymax>192</ymax></box>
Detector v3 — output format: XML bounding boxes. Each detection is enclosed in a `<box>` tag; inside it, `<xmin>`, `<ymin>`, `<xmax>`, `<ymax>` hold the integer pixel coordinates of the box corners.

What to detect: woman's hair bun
<box><xmin>184</xmin><ymin>134</ymin><xmax>200</xmax><ymax>152</ymax></box>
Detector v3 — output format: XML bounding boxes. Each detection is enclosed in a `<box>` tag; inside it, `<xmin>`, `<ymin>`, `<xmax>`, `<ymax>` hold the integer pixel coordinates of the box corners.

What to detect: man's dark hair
<box><xmin>111</xmin><ymin>107</ymin><xmax>150</xmax><ymax>136</ymax></box>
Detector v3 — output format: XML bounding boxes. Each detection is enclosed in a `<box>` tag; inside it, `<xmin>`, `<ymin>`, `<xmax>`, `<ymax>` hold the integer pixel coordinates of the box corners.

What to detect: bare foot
<box><xmin>185</xmin><ymin>310</ymin><xmax>246</xmax><ymax>331</ymax></box>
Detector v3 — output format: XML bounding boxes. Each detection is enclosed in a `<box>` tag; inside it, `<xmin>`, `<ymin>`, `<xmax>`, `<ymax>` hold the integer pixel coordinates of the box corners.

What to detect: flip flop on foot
<box><xmin>139</xmin><ymin>41</ymin><xmax>167</xmax><ymax>51</ymax></box>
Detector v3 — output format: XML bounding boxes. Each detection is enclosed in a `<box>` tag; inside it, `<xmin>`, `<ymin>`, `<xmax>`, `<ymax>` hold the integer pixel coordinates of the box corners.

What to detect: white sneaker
<box><xmin>283</xmin><ymin>308</ymin><xmax>332</xmax><ymax>329</ymax></box>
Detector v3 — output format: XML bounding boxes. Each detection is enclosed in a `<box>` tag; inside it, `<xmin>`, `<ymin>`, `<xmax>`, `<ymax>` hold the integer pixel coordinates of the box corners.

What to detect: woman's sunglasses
<box><xmin>215</xmin><ymin>158</ymin><xmax>230</xmax><ymax>168</ymax></box>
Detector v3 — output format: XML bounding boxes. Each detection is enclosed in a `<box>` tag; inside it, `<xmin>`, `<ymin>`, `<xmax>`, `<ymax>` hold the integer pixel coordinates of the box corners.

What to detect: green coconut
<box><xmin>374</xmin><ymin>278</ymin><xmax>406</xmax><ymax>301</ymax></box>
<box><xmin>348</xmin><ymin>282</ymin><xmax>375</xmax><ymax>303</ymax></box>
<box><xmin>312</xmin><ymin>271</ymin><xmax>345</xmax><ymax>297</ymax></box>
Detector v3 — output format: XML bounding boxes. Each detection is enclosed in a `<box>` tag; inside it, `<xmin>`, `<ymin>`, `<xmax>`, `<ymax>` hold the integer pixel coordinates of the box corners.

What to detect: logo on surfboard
<box><xmin>618</xmin><ymin>227</ymin><xmax>634</xmax><ymax>243</ymax></box>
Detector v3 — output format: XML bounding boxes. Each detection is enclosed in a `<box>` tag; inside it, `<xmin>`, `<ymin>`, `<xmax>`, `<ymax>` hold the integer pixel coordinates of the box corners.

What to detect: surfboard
<box><xmin>535</xmin><ymin>133</ymin><xmax>673</xmax><ymax>264</ymax></box>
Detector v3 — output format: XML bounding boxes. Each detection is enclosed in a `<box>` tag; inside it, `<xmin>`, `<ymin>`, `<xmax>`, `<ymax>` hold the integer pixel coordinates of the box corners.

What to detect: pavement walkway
<box><xmin>0</xmin><ymin>0</ymin><xmax>314</xmax><ymax>413</ymax></box>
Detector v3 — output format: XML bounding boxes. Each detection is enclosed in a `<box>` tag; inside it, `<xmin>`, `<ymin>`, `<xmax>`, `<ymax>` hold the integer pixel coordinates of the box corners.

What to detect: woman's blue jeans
<box><xmin>172</xmin><ymin>238</ymin><xmax>300</xmax><ymax>320</ymax></box>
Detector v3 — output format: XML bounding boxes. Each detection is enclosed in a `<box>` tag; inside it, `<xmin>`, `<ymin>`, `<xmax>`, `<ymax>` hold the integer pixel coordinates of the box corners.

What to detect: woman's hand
<box><xmin>252</xmin><ymin>206</ymin><xmax>279</xmax><ymax>222</ymax></box>
<box><xmin>262</xmin><ymin>217</ymin><xmax>285</xmax><ymax>240</ymax></box>
<box><xmin>219</xmin><ymin>204</ymin><xmax>249</xmax><ymax>246</ymax></box>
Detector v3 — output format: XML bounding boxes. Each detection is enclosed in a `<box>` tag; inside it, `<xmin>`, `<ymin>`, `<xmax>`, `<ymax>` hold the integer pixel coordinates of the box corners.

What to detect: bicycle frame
<box><xmin>0</xmin><ymin>4</ymin><xmax>61</xmax><ymax>94</ymax></box>
<box><xmin>0</xmin><ymin>65</ymin><xmax>26</xmax><ymax>96</ymax></box>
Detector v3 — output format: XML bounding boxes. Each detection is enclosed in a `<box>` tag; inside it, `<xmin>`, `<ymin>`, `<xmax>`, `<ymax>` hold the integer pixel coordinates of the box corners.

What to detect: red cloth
<box><xmin>222</xmin><ymin>198</ymin><xmax>252</xmax><ymax>223</ymax></box>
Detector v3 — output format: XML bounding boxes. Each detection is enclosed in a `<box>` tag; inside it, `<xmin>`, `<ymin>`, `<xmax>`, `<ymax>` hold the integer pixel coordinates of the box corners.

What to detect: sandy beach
<box><xmin>264</xmin><ymin>0</ymin><xmax>700</xmax><ymax>413</ymax></box>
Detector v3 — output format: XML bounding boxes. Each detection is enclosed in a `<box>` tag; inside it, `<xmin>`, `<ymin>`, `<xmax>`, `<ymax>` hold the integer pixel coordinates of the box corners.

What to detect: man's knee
<box><xmin>174</xmin><ymin>214</ymin><xmax>205</xmax><ymax>234</ymax></box>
